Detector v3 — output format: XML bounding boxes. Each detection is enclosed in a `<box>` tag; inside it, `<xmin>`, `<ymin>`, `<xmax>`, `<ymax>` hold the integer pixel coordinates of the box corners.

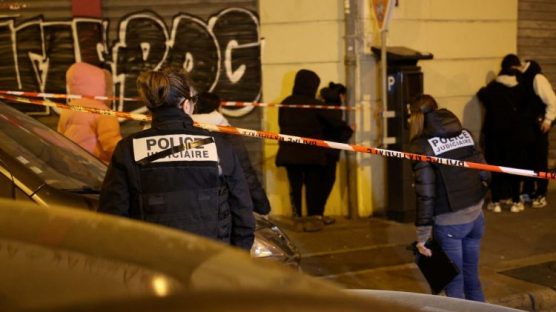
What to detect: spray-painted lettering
<box><xmin>0</xmin><ymin>9</ymin><xmax>261</xmax><ymax>117</ymax></box>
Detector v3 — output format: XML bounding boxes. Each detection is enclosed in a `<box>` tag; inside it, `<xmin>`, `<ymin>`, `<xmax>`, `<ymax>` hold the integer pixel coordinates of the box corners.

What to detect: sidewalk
<box><xmin>272</xmin><ymin>193</ymin><xmax>556</xmax><ymax>312</ymax></box>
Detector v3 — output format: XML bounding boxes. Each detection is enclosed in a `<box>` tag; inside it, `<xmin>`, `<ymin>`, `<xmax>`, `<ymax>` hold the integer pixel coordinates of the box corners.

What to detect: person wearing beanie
<box><xmin>519</xmin><ymin>59</ymin><xmax>556</xmax><ymax>208</ymax></box>
<box><xmin>99</xmin><ymin>67</ymin><xmax>255</xmax><ymax>250</ymax></box>
<box><xmin>192</xmin><ymin>92</ymin><xmax>272</xmax><ymax>216</ymax></box>
<box><xmin>57</xmin><ymin>62</ymin><xmax>121</xmax><ymax>163</ymax></box>
<box><xmin>318</xmin><ymin>82</ymin><xmax>353</xmax><ymax>225</ymax></box>
<box><xmin>409</xmin><ymin>94</ymin><xmax>490</xmax><ymax>301</ymax></box>
<box><xmin>276</xmin><ymin>70</ymin><xmax>352</xmax><ymax>232</ymax></box>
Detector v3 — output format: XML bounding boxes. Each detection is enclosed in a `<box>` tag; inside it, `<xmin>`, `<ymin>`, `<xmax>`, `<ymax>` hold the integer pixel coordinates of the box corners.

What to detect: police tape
<box><xmin>0</xmin><ymin>90</ymin><xmax>358</xmax><ymax>110</ymax></box>
<box><xmin>198</xmin><ymin>124</ymin><xmax>555</xmax><ymax>180</ymax></box>
<box><xmin>0</xmin><ymin>90</ymin><xmax>139</xmax><ymax>102</ymax></box>
<box><xmin>2</xmin><ymin>92</ymin><xmax>554</xmax><ymax>180</ymax></box>
<box><xmin>220</xmin><ymin>101</ymin><xmax>359</xmax><ymax>110</ymax></box>
<box><xmin>0</xmin><ymin>94</ymin><xmax>150</xmax><ymax>121</ymax></box>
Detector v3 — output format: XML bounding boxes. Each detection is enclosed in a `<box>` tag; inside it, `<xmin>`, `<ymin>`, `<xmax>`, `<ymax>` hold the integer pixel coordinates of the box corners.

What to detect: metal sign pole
<box><xmin>371</xmin><ymin>0</ymin><xmax>396</xmax><ymax>147</ymax></box>
<box><xmin>345</xmin><ymin>0</ymin><xmax>359</xmax><ymax>219</ymax></box>
<box><xmin>381</xmin><ymin>29</ymin><xmax>389</xmax><ymax>146</ymax></box>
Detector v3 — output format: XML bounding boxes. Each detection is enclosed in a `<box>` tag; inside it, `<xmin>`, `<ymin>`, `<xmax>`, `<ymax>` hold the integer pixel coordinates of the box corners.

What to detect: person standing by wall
<box><xmin>318</xmin><ymin>82</ymin><xmax>353</xmax><ymax>225</ymax></box>
<box><xmin>476</xmin><ymin>54</ymin><xmax>529</xmax><ymax>213</ymax></box>
<box><xmin>57</xmin><ymin>62</ymin><xmax>121</xmax><ymax>163</ymax></box>
<box><xmin>519</xmin><ymin>60</ymin><xmax>556</xmax><ymax>208</ymax></box>
<box><xmin>409</xmin><ymin>95</ymin><xmax>490</xmax><ymax>301</ymax></box>
<box><xmin>192</xmin><ymin>91</ymin><xmax>272</xmax><ymax>216</ymax></box>
<box><xmin>99</xmin><ymin>68</ymin><xmax>255</xmax><ymax>250</ymax></box>
<box><xmin>276</xmin><ymin>69</ymin><xmax>352</xmax><ymax>232</ymax></box>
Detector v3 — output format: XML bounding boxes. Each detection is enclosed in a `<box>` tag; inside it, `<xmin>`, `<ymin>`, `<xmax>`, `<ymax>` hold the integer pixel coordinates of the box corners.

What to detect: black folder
<box><xmin>414</xmin><ymin>239</ymin><xmax>460</xmax><ymax>294</ymax></box>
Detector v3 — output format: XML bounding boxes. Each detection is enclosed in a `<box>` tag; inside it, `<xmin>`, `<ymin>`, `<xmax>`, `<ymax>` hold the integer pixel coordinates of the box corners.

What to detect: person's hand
<box><xmin>416</xmin><ymin>242</ymin><xmax>432</xmax><ymax>257</ymax></box>
<box><xmin>541</xmin><ymin>120</ymin><xmax>552</xmax><ymax>133</ymax></box>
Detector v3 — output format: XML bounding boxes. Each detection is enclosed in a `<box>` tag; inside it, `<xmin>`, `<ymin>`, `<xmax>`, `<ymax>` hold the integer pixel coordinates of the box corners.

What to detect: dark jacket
<box><xmin>276</xmin><ymin>70</ymin><xmax>353</xmax><ymax>166</ymax></box>
<box><xmin>519</xmin><ymin>60</ymin><xmax>546</xmax><ymax>126</ymax></box>
<box><xmin>99</xmin><ymin>107</ymin><xmax>255</xmax><ymax>250</ymax></box>
<box><xmin>213</xmin><ymin>132</ymin><xmax>271</xmax><ymax>215</ymax></box>
<box><xmin>320</xmin><ymin>85</ymin><xmax>353</xmax><ymax>161</ymax></box>
<box><xmin>477</xmin><ymin>75</ymin><xmax>531</xmax><ymax>166</ymax></box>
<box><xmin>409</xmin><ymin>109</ymin><xmax>490</xmax><ymax>227</ymax></box>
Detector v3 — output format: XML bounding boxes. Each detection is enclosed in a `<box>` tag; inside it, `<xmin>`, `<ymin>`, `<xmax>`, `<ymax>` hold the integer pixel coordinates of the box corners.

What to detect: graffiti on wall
<box><xmin>0</xmin><ymin>8</ymin><xmax>261</xmax><ymax>117</ymax></box>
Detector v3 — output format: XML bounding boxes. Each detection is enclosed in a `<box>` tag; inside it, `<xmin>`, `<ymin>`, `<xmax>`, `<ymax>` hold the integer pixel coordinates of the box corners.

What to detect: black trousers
<box><xmin>285</xmin><ymin>165</ymin><xmax>328</xmax><ymax>217</ymax></box>
<box><xmin>523</xmin><ymin>132</ymin><xmax>549</xmax><ymax>197</ymax></box>
<box><xmin>485</xmin><ymin>137</ymin><xmax>524</xmax><ymax>203</ymax></box>
<box><xmin>491</xmin><ymin>172</ymin><xmax>521</xmax><ymax>203</ymax></box>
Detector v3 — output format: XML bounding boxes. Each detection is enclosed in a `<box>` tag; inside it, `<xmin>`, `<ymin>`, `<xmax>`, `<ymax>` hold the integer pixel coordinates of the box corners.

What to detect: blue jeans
<box><xmin>433</xmin><ymin>213</ymin><xmax>485</xmax><ymax>301</ymax></box>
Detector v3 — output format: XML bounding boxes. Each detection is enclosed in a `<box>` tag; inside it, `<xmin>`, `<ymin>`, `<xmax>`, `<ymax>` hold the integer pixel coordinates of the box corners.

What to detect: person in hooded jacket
<box><xmin>409</xmin><ymin>94</ymin><xmax>490</xmax><ymax>301</ymax></box>
<box><xmin>518</xmin><ymin>60</ymin><xmax>556</xmax><ymax>208</ymax></box>
<box><xmin>57</xmin><ymin>62</ymin><xmax>121</xmax><ymax>163</ymax></box>
<box><xmin>99</xmin><ymin>67</ymin><xmax>255</xmax><ymax>251</ymax></box>
<box><xmin>192</xmin><ymin>91</ymin><xmax>272</xmax><ymax>216</ymax></box>
<box><xmin>318</xmin><ymin>82</ymin><xmax>353</xmax><ymax>225</ymax></box>
<box><xmin>276</xmin><ymin>69</ymin><xmax>353</xmax><ymax>232</ymax></box>
<box><xmin>476</xmin><ymin>54</ymin><xmax>530</xmax><ymax>213</ymax></box>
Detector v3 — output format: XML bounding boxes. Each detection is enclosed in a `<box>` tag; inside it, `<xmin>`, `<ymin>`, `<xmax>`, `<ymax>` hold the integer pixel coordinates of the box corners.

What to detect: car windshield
<box><xmin>0</xmin><ymin>102</ymin><xmax>106</xmax><ymax>190</ymax></box>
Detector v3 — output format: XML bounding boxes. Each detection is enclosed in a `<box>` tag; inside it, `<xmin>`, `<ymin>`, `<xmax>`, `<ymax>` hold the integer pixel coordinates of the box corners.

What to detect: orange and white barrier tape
<box><xmin>0</xmin><ymin>90</ymin><xmax>358</xmax><ymax>110</ymax></box>
<box><xmin>0</xmin><ymin>90</ymin><xmax>140</xmax><ymax>102</ymax></box>
<box><xmin>0</xmin><ymin>94</ymin><xmax>150</xmax><ymax>121</ymax></box>
<box><xmin>220</xmin><ymin>101</ymin><xmax>358</xmax><ymax>110</ymax></box>
<box><xmin>199</xmin><ymin>124</ymin><xmax>555</xmax><ymax>180</ymax></box>
<box><xmin>2</xmin><ymin>93</ymin><xmax>554</xmax><ymax>180</ymax></box>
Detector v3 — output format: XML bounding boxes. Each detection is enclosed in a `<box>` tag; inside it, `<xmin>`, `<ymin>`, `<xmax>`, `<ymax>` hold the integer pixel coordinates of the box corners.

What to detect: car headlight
<box><xmin>251</xmin><ymin>234</ymin><xmax>285</xmax><ymax>258</ymax></box>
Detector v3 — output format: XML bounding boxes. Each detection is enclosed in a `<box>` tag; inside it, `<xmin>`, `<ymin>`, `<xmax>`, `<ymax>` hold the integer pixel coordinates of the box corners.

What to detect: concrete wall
<box><xmin>386</xmin><ymin>0</ymin><xmax>517</xmax><ymax>138</ymax></box>
<box><xmin>364</xmin><ymin>0</ymin><xmax>518</xmax><ymax>215</ymax></box>
<box><xmin>370</xmin><ymin>0</ymin><xmax>518</xmax><ymax>213</ymax></box>
<box><xmin>259</xmin><ymin>0</ymin><xmax>518</xmax><ymax>217</ymax></box>
<box><xmin>259</xmin><ymin>0</ymin><xmax>347</xmax><ymax>217</ymax></box>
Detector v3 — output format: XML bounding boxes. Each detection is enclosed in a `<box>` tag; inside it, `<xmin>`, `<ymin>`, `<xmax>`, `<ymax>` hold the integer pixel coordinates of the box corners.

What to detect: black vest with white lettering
<box><xmin>129</xmin><ymin>108</ymin><xmax>232</xmax><ymax>242</ymax></box>
<box><xmin>411</xmin><ymin>109</ymin><xmax>487</xmax><ymax>223</ymax></box>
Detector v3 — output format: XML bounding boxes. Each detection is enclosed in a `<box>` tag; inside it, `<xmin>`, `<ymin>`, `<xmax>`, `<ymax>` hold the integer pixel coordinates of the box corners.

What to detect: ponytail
<box><xmin>137</xmin><ymin>71</ymin><xmax>171</xmax><ymax>109</ymax></box>
<box><xmin>137</xmin><ymin>67</ymin><xmax>192</xmax><ymax>110</ymax></box>
<box><xmin>409</xmin><ymin>94</ymin><xmax>438</xmax><ymax>140</ymax></box>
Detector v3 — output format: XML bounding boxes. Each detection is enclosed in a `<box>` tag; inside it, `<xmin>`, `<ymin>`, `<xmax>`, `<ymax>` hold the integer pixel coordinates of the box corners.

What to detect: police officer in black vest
<box><xmin>409</xmin><ymin>94</ymin><xmax>490</xmax><ymax>301</ymax></box>
<box><xmin>99</xmin><ymin>67</ymin><xmax>255</xmax><ymax>250</ymax></box>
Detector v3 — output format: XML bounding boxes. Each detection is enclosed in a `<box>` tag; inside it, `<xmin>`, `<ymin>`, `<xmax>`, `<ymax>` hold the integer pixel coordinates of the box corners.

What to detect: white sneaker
<box><xmin>510</xmin><ymin>202</ymin><xmax>525</xmax><ymax>213</ymax></box>
<box><xmin>487</xmin><ymin>202</ymin><xmax>502</xmax><ymax>213</ymax></box>
<box><xmin>532</xmin><ymin>196</ymin><xmax>547</xmax><ymax>208</ymax></box>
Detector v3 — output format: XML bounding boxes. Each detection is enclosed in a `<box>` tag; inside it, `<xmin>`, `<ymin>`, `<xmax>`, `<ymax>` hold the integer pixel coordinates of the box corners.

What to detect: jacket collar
<box><xmin>151</xmin><ymin>106</ymin><xmax>194</xmax><ymax>129</ymax></box>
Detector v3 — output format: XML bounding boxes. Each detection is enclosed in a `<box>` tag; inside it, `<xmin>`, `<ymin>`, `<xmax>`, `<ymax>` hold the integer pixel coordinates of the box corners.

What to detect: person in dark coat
<box><xmin>518</xmin><ymin>60</ymin><xmax>556</xmax><ymax>208</ymax></box>
<box><xmin>476</xmin><ymin>54</ymin><xmax>529</xmax><ymax>213</ymax></box>
<box><xmin>276</xmin><ymin>69</ymin><xmax>352</xmax><ymax>231</ymax></box>
<box><xmin>318</xmin><ymin>82</ymin><xmax>353</xmax><ymax>225</ymax></box>
<box><xmin>192</xmin><ymin>91</ymin><xmax>272</xmax><ymax>215</ymax></box>
<box><xmin>409</xmin><ymin>94</ymin><xmax>490</xmax><ymax>301</ymax></box>
<box><xmin>99</xmin><ymin>68</ymin><xmax>255</xmax><ymax>250</ymax></box>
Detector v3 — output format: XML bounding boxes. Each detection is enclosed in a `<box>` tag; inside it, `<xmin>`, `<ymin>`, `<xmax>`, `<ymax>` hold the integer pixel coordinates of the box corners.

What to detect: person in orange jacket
<box><xmin>57</xmin><ymin>62</ymin><xmax>121</xmax><ymax>163</ymax></box>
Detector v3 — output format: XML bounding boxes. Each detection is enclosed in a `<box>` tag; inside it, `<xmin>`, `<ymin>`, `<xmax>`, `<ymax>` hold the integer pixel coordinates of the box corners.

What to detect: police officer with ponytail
<box><xmin>99</xmin><ymin>67</ymin><xmax>255</xmax><ymax>250</ymax></box>
<box><xmin>409</xmin><ymin>94</ymin><xmax>490</xmax><ymax>301</ymax></box>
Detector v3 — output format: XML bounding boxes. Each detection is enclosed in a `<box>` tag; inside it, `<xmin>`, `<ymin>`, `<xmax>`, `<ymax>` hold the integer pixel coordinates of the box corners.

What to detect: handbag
<box><xmin>411</xmin><ymin>239</ymin><xmax>460</xmax><ymax>294</ymax></box>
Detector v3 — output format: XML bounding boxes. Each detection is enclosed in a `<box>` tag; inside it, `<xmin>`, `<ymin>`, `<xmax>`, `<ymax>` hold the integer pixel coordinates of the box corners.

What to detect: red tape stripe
<box><xmin>0</xmin><ymin>90</ymin><xmax>359</xmax><ymax>110</ymax></box>
<box><xmin>2</xmin><ymin>93</ymin><xmax>554</xmax><ymax>180</ymax></box>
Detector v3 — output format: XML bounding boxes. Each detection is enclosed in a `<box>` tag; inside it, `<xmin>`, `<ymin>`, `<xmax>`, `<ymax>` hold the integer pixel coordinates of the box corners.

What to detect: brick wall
<box><xmin>518</xmin><ymin>0</ymin><xmax>556</xmax><ymax>169</ymax></box>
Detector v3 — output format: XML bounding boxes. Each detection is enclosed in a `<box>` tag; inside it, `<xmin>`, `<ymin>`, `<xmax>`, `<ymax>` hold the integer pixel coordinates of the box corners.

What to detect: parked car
<box><xmin>0</xmin><ymin>101</ymin><xmax>299</xmax><ymax>268</ymax></box>
<box><xmin>0</xmin><ymin>199</ymin><xmax>385</xmax><ymax>311</ymax></box>
<box><xmin>0</xmin><ymin>199</ymin><xmax>520</xmax><ymax>312</ymax></box>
